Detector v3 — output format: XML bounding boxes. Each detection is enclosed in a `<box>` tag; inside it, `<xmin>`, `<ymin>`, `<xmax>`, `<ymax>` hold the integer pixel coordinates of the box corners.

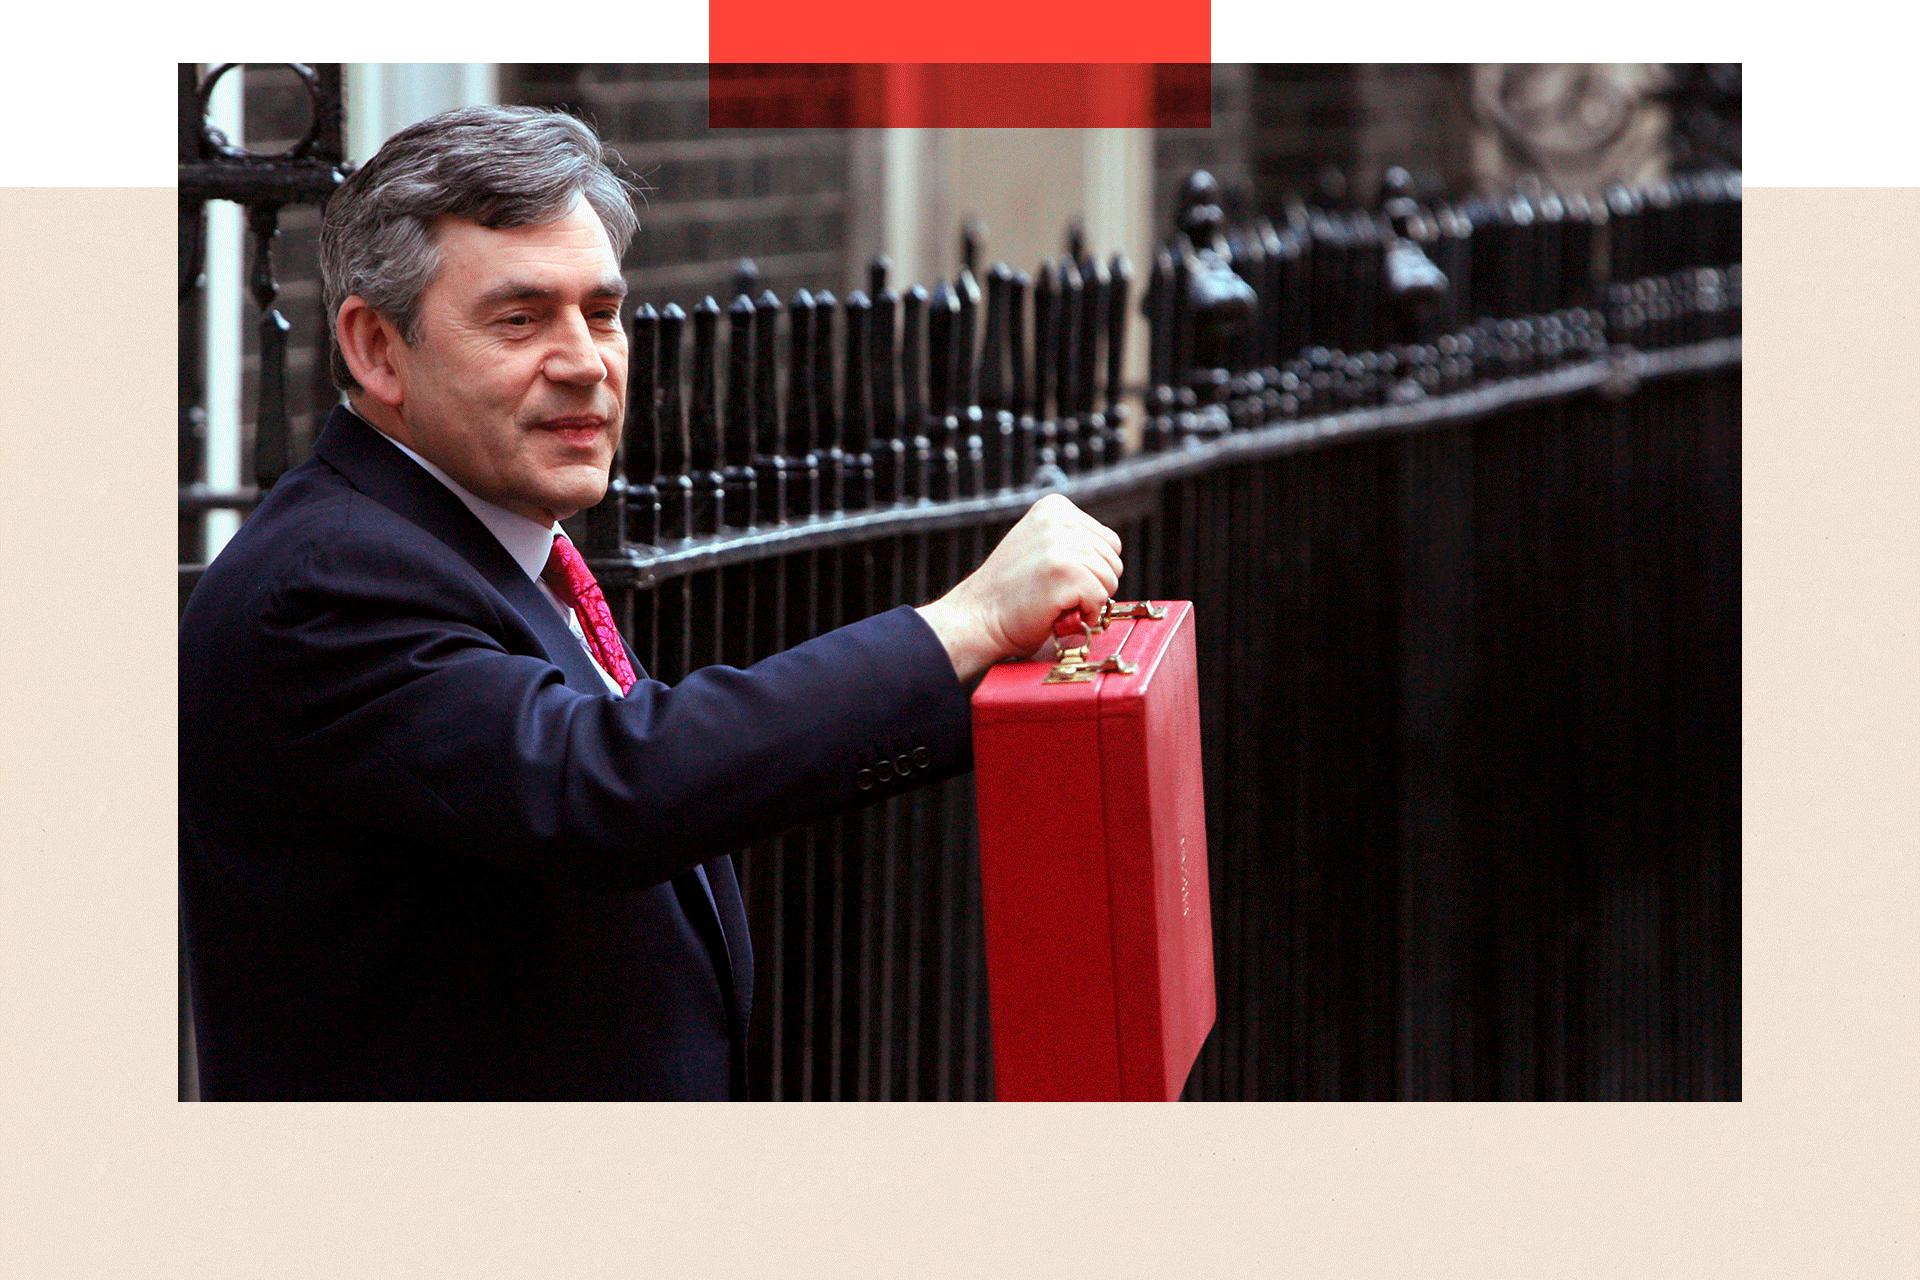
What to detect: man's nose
<box><xmin>541</xmin><ymin>310</ymin><xmax>611</xmax><ymax>386</ymax></box>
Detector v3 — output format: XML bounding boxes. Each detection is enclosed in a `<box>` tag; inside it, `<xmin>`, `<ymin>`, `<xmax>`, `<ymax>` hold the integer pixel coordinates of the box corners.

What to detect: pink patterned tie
<box><xmin>542</xmin><ymin>533</ymin><xmax>638</xmax><ymax>693</ymax></box>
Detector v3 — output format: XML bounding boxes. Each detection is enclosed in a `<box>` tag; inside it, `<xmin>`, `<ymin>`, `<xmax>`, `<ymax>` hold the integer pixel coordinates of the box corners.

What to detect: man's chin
<box><xmin>541</xmin><ymin>471</ymin><xmax>612</xmax><ymax>522</ymax></box>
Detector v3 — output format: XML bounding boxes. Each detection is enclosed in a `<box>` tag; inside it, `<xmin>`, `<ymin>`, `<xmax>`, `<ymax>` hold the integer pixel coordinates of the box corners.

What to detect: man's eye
<box><xmin>503</xmin><ymin>314</ymin><xmax>533</xmax><ymax>327</ymax></box>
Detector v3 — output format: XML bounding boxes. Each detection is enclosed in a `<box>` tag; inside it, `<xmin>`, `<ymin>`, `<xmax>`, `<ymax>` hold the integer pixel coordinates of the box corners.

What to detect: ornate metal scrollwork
<box><xmin>178</xmin><ymin>62</ymin><xmax>352</xmax><ymax>506</ymax></box>
<box><xmin>176</xmin><ymin>63</ymin><xmax>349</xmax><ymax>296</ymax></box>
<box><xmin>1470</xmin><ymin>63</ymin><xmax>1670</xmax><ymax>191</ymax></box>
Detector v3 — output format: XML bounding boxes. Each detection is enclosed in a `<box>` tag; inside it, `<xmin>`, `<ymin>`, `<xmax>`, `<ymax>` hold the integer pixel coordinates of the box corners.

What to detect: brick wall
<box><xmin>1154</xmin><ymin>64</ymin><xmax>1475</xmax><ymax>229</ymax></box>
<box><xmin>505</xmin><ymin>65</ymin><xmax>856</xmax><ymax>309</ymax></box>
<box><xmin>1153</xmin><ymin>63</ymin><xmax>1255</xmax><ymax>234</ymax></box>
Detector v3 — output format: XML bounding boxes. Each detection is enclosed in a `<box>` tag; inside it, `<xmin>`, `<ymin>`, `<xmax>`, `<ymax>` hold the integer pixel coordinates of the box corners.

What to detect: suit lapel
<box><xmin>312</xmin><ymin>406</ymin><xmax>609</xmax><ymax>694</ymax></box>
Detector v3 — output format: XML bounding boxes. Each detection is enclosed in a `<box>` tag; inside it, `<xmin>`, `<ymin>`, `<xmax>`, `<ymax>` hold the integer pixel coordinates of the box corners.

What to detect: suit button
<box><xmin>856</xmin><ymin>768</ymin><xmax>875</xmax><ymax>790</ymax></box>
<box><xmin>874</xmin><ymin>759</ymin><xmax>893</xmax><ymax>781</ymax></box>
<box><xmin>894</xmin><ymin>753</ymin><xmax>913</xmax><ymax>776</ymax></box>
<box><xmin>912</xmin><ymin>746</ymin><xmax>931</xmax><ymax>769</ymax></box>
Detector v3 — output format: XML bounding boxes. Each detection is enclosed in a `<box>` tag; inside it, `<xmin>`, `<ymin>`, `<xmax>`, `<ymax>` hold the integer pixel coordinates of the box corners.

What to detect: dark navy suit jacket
<box><xmin>180</xmin><ymin>406</ymin><xmax>972</xmax><ymax>1099</ymax></box>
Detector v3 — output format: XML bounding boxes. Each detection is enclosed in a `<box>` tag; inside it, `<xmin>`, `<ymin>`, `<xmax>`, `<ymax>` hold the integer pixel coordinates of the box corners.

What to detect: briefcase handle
<box><xmin>1044</xmin><ymin>600</ymin><xmax>1167</xmax><ymax>684</ymax></box>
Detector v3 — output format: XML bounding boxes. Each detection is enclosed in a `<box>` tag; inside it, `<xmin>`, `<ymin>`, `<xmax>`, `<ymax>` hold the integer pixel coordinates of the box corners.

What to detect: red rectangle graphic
<box><xmin>709</xmin><ymin>0</ymin><xmax>1212</xmax><ymax>64</ymax></box>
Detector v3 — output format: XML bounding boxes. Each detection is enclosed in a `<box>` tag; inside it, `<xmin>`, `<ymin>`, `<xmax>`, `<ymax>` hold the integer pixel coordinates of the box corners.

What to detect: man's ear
<box><xmin>335</xmin><ymin>296</ymin><xmax>408</xmax><ymax>409</ymax></box>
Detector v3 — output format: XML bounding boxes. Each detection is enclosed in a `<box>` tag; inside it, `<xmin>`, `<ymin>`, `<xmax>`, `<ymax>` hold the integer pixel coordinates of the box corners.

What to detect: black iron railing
<box><xmin>574</xmin><ymin>169</ymin><xmax>1739</xmax><ymax>1101</ymax></box>
<box><xmin>177</xmin><ymin>62</ymin><xmax>349</xmax><ymax>602</ymax></box>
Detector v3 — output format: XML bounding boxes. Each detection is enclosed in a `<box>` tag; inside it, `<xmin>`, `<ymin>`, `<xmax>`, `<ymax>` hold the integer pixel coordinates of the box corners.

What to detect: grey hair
<box><xmin>320</xmin><ymin>104</ymin><xmax>642</xmax><ymax>392</ymax></box>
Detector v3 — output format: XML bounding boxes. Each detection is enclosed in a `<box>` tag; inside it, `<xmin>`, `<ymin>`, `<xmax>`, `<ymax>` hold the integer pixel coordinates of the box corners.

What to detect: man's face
<box><xmin>381</xmin><ymin>197</ymin><xmax>628</xmax><ymax>525</ymax></box>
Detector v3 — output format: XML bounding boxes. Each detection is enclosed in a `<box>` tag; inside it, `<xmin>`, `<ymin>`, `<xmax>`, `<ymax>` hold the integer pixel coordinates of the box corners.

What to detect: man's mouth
<box><xmin>533</xmin><ymin>416</ymin><xmax>606</xmax><ymax>449</ymax></box>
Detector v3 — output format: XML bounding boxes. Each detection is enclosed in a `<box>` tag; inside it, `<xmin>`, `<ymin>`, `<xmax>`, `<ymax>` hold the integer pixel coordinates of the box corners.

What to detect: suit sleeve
<box><xmin>255</xmin><ymin>522</ymin><xmax>973</xmax><ymax>893</ymax></box>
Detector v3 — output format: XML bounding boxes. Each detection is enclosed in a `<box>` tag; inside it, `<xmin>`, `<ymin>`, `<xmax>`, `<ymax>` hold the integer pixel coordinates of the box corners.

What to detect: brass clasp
<box><xmin>1043</xmin><ymin>650</ymin><xmax>1138</xmax><ymax>684</ymax></box>
<box><xmin>1043</xmin><ymin>601</ymin><xmax>1157</xmax><ymax>683</ymax></box>
<box><xmin>1100</xmin><ymin>600</ymin><xmax>1166</xmax><ymax>623</ymax></box>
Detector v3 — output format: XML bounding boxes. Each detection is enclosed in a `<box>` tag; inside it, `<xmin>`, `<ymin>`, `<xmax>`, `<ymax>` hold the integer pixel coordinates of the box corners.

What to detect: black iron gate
<box><xmin>180</xmin><ymin>65</ymin><xmax>1739</xmax><ymax>1100</ymax></box>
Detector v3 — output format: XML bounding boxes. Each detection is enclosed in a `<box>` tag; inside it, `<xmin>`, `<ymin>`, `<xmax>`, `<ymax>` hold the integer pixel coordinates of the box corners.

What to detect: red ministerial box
<box><xmin>971</xmin><ymin>600</ymin><xmax>1215</xmax><ymax>1101</ymax></box>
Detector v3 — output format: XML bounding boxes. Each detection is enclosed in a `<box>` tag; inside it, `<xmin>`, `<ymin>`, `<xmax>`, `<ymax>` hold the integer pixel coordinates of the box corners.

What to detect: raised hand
<box><xmin>915</xmin><ymin>493</ymin><xmax>1123</xmax><ymax>681</ymax></box>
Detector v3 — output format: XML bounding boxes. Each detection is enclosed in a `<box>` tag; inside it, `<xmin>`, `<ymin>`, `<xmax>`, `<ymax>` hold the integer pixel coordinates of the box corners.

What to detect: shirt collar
<box><xmin>351</xmin><ymin>408</ymin><xmax>557</xmax><ymax>582</ymax></box>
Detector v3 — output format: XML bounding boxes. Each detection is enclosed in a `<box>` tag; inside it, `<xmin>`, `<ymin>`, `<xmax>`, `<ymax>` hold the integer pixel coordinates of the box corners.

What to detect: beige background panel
<box><xmin>1</xmin><ymin>184</ymin><xmax>1915</xmax><ymax>1276</ymax></box>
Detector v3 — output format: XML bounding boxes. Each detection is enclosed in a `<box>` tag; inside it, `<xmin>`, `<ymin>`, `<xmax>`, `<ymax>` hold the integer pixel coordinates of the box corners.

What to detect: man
<box><xmin>179</xmin><ymin>105</ymin><xmax>1122</xmax><ymax>1099</ymax></box>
